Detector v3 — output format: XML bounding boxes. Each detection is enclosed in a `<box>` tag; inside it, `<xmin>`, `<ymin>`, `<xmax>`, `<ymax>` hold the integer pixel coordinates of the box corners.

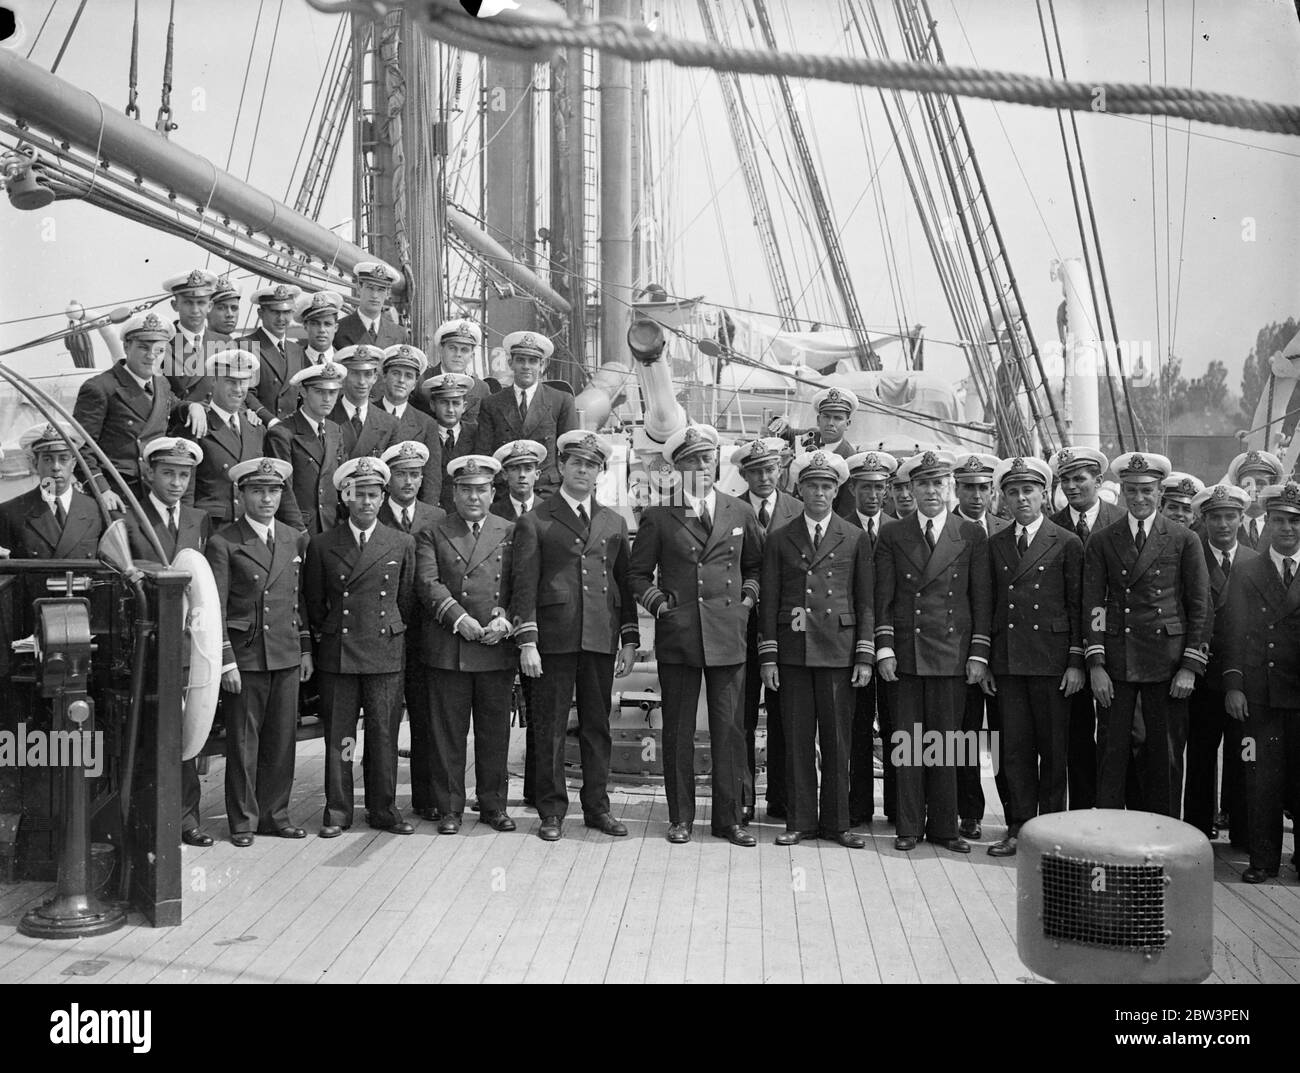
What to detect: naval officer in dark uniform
<box><xmin>985</xmin><ymin>456</ymin><xmax>1084</xmax><ymax>856</ymax></box>
<box><xmin>306</xmin><ymin>456</ymin><xmax>417</xmax><ymax>837</ymax></box>
<box><xmin>512</xmin><ymin>431</ymin><xmax>640</xmax><ymax>841</ymax></box>
<box><xmin>331</xmin><ymin>344</ymin><xmax>399</xmax><ymax>461</ymax></box>
<box><xmin>1083</xmin><ymin>451</ymin><xmax>1211</xmax><ymax>818</ymax></box>
<box><xmin>295</xmin><ymin>289</ymin><xmax>344</xmax><ymax>366</ymax></box>
<box><xmin>377</xmin><ymin>440</ymin><xmax>444</xmax><ymax>820</ymax></box>
<box><xmin>759</xmin><ymin>450</ymin><xmax>874</xmax><ymax>847</ymax></box>
<box><xmin>1049</xmin><ymin>445</ymin><xmax>1124</xmax><ymax>810</ymax></box>
<box><xmin>243</xmin><ymin>284</ymin><xmax>309</xmax><ymax>423</ymax></box>
<box><xmin>206</xmin><ymin>275</ymin><xmax>241</xmax><ymax>342</ymax></box>
<box><xmin>266</xmin><ymin>361</ymin><xmax>347</xmax><ymax>534</ymax></box>
<box><xmin>162</xmin><ymin>268</ymin><xmax>220</xmax><ymax>403</ymax></box>
<box><xmin>1222</xmin><ymin>480</ymin><xmax>1300</xmax><ymax>883</ymax></box>
<box><xmin>333</xmin><ymin>260</ymin><xmax>409</xmax><ymax>350</ymax></box>
<box><xmin>1227</xmin><ymin>449</ymin><xmax>1283</xmax><ymax>552</ymax></box>
<box><xmin>427</xmin><ymin>372</ymin><xmax>477</xmax><ymax>513</ymax></box>
<box><xmin>843</xmin><ymin>449</ymin><xmax>897</xmax><ymax>826</ymax></box>
<box><xmin>874</xmin><ymin>449</ymin><xmax>993</xmax><ymax>854</ymax></box>
<box><xmin>378</xmin><ymin>344</ymin><xmax>443</xmax><ymax>506</ymax></box>
<box><xmin>416</xmin><ymin>454</ymin><xmax>518</xmax><ymax>833</ymax></box>
<box><xmin>1185</xmin><ymin>484</ymin><xmax>1255</xmax><ymax>843</ymax></box>
<box><xmin>205</xmin><ymin>457</ymin><xmax>312</xmax><ymax>846</ymax></box>
<box><xmin>731</xmin><ymin>437</ymin><xmax>801</xmax><ymax>823</ymax></box>
<box><xmin>629</xmin><ymin>424</ymin><xmax>763</xmax><ymax>847</ymax></box>
<box><xmin>419</xmin><ymin>319</ymin><xmax>493</xmax><ymax>430</ymax></box>
<box><xmin>768</xmin><ymin>386</ymin><xmax>858</xmax><ymax>517</ymax></box>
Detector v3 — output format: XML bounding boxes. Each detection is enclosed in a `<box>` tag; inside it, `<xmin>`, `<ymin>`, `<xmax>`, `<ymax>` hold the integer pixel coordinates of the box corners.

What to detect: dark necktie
<box><xmin>1134</xmin><ymin>519</ymin><xmax>1146</xmax><ymax>551</ymax></box>
<box><xmin>1250</xmin><ymin>518</ymin><xmax>1260</xmax><ymax>547</ymax></box>
<box><xmin>924</xmin><ymin>518</ymin><xmax>936</xmax><ymax>552</ymax></box>
<box><xmin>698</xmin><ymin>502</ymin><xmax>712</xmax><ymax>534</ymax></box>
<box><xmin>866</xmin><ymin>517</ymin><xmax>875</xmax><ymax>546</ymax></box>
<box><xmin>1017</xmin><ymin>526</ymin><xmax>1029</xmax><ymax>557</ymax></box>
<box><xmin>229</xmin><ymin>412</ymin><xmax>242</xmax><ymax>446</ymax></box>
<box><xmin>357</xmin><ymin>527</ymin><xmax>367</xmax><ymax>550</ymax></box>
<box><xmin>518</xmin><ymin>390</ymin><xmax>528</xmax><ymax>424</ymax></box>
<box><xmin>1286</xmin><ymin>557</ymin><xmax>1295</xmax><ymax>590</ymax></box>
<box><xmin>576</xmin><ymin>503</ymin><xmax>590</xmax><ymax>532</ymax></box>
<box><xmin>316</xmin><ymin>423</ymin><xmax>325</xmax><ymax>449</ymax></box>
<box><xmin>350</xmin><ymin>409</ymin><xmax>364</xmax><ymax>438</ymax></box>
<box><xmin>444</xmin><ymin>429</ymin><xmax>456</xmax><ymax>451</ymax></box>
<box><xmin>265</xmin><ymin>525</ymin><xmax>273</xmax><ymax>549</ymax></box>
<box><xmin>401</xmin><ymin>507</ymin><xmax>412</xmax><ymax>532</ymax></box>
<box><xmin>1075</xmin><ymin>514</ymin><xmax>1090</xmax><ymax>542</ymax></box>
<box><xmin>168</xmin><ymin>507</ymin><xmax>179</xmax><ymax>542</ymax></box>
<box><xmin>143</xmin><ymin>379</ymin><xmax>154</xmax><ymax>397</ymax></box>
<box><xmin>813</xmin><ymin>522</ymin><xmax>823</xmax><ymax>549</ymax></box>
<box><xmin>53</xmin><ymin>499</ymin><xmax>67</xmax><ymax>529</ymax></box>
<box><xmin>364</xmin><ymin>322</ymin><xmax>377</xmax><ymax>343</ymax></box>
<box><xmin>757</xmin><ymin>498</ymin><xmax>770</xmax><ymax>528</ymax></box>
<box><xmin>1220</xmin><ymin>553</ymin><xmax>1231</xmax><ymax>579</ymax></box>
<box><xmin>471</xmin><ymin>521</ymin><xmax>481</xmax><ymax>542</ymax></box>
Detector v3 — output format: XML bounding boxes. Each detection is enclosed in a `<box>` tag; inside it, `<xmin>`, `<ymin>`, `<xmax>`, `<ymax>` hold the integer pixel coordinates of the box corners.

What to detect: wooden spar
<box><xmin>0</xmin><ymin>49</ymin><xmax>388</xmax><ymax>290</ymax></box>
<box><xmin>447</xmin><ymin>206</ymin><xmax>571</xmax><ymax>313</ymax></box>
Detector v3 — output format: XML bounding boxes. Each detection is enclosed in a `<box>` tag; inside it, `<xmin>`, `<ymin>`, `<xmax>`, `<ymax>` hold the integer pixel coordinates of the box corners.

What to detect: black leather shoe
<box><xmin>231</xmin><ymin>832</ymin><xmax>254</xmax><ymax>847</ymax></box>
<box><xmin>318</xmin><ymin>825</ymin><xmax>344</xmax><ymax>839</ymax></box>
<box><xmin>584</xmin><ymin>812</ymin><xmax>628</xmax><ymax>837</ymax></box>
<box><xmin>821</xmin><ymin>829</ymin><xmax>867</xmax><ymax>849</ymax></box>
<box><xmin>437</xmin><ymin>813</ymin><xmax>462</xmax><ymax>835</ymax></box>
<box><xmin>959</xmin><ymin>820</ymin><xmax>982</xmax><ymax>840</ymax></box>
<box><xmin>415</xmin><ymin>807</ymin><xmax>440</xmax><ymax>822</ymax></box>
<box><xmin>712</xmin><ymin>824</ymin><xmax>757</xmax><ymax>848</ymax></box>
<box><xmin>741</xmin><ymin>805</ymin><xmax>755</xmax><ymax>826</ymax></box>
<box><xmin>377</xmin><ymin>821</ymin><xmax>414</xmax><ymax>835</ymax></box>
<box><xmin>481</xmin><ymin>811</ymin><xmax>516</xmax><ymax>832</ymax></box>
<box><xmin>265</xmin><ymin>825</ymin><xmax>306</xmax><ymax>839</ymax></box>
<box><xmin>539</xmin><ymin>815</ymin><xmax>563</xmax><ymax>841</ymax></box>
<box><xmin>182</xmin><ymin>828</ymin><xmax>213</xmax><ymax>848</ymax></box>
<box><xmin>765</xmin><ymin>804</ymin><xmax>787</xmax><ymax>821</ymax></box>
<box><xmin>775</xmin><ymin>830</ymin><xmax>815</xmax><ymax>846</ymax></box>
<box><xmin>666</xmin><ymin>823</ymin><xmax>692</xmax><ymax>844</ymax></box>
<box><xmin>893</xmin><ymin>835</ymin><xmax>917</xmax><ymax>851</ymax></box>
<box><xmin>988</xmin><ymin>837</ymin><xmax>1017</xmax><ymax>857</ymax></box>
<box><xmin>1243</xmin><ymin>867</ymin><xmax>1269</xmax><ymax>884</ymax></box>
<box><xmin>932</xmin><ymin>836</ymin><xmax>972</xmax><ymax>854</ymax></box>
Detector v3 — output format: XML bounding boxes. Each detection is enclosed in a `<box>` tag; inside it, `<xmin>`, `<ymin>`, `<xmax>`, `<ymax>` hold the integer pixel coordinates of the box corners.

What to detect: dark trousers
<box><xmin>1185</xmin><ymin>685</ymin><xmax>1245</xmax><ymax>839</ymax></box>
<box><xmin>999</xmin><ymin>675</ymin><xmax>1069</xmax><ymax>832</ymax></box>
<box><xmin>848</xmin><ymin>675</ymin><xmax>875</xmax><ymax>822</ymax></box>
<box><xmin>320</xmin><ymin>670</ymin><xmax>404</xmax><ymax>828</ymax></box>
<box><xmin>427</xmin><ymin>666</ymin><xmax>513</xmax><ymax>815</ymax></box>
<box><xmin>743</xmin><ymin>653</ymin><xmax>784</xmax><ymax>809</ymax></box>
<box><xmin>893</xmin><ymin>674</ymin><xmax>964</xmax><ymax>841</ymax></box>
<box><xmin>1067</xmin><ymin>689</ymin><xmax>1099</xmax><ymax>809</ymax></box>
<box><xmin>405</xmin><ymin>653</ymin><xmax>435</xmax><ymax>811</ymax></box>
<box><xmin>879</xmin><ymin>679</ymin><xmax>897</xmax><ymax>820</ymax></box>
<box><xmin>957</xmin><ymin>684</ymin><xmax>1008</xmax><ymax>823</ymax></box>
<box><xmin>224</xmin><ymin>667</ymin><xmax>300</xmax><ymax>833</ymax></box>
<box><xmin>520</xmin><ymin>675</ymin><xmax>537</xmax><ymax>804</ymax></box>
<box><xmin>781</xmin><ymin>665</ymin><xmax>852</xmax><ymax>833</ymax></box>
<box><xmin>182</xmin><ymin>758</ymin><xmax>202</xmax><ymax>832</ymax></box>
<box><xmin>1242</xmin><ymin>705</ymin><xmax>1300</xmax><ymax>872</ymax></box>
<box><xmin>530</xmin><ymin>651</ymin><xmax>615</xmax><ymax>819</ymax></box>
<box><xmin>659</xmin><ymin>661</ymin><xmax>748</xmax><ymax>829</ymax></box>
<box><xmin>1096</xmin><ymin>680</ymin><xmax>1187</xmax><ymax>817</ymax></box>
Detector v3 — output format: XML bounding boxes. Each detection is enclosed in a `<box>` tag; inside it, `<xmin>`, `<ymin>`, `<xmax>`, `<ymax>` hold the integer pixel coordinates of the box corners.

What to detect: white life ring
<box><xmin>173</xmin><ymin>548</ymin><xmax>223</xmax><ymax>761</ymax></box>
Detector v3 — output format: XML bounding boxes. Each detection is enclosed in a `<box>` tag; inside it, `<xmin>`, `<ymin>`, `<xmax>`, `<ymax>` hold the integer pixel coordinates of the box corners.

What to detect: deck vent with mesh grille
<box><xmin>1041</xmin><ymin>854</ymin><xmax>1166</xmax><ymax>951</ymax></box>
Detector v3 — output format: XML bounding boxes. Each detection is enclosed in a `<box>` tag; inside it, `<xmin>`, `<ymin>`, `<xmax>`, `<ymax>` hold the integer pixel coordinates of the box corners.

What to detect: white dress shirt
<box><xmin>1128</xmin><ymin>513</ymin><xmax>1154</xmax><ymax>541</ymax></box>
<box><xmin>341</xmin><ymin>398</ymin><xmax>368</xmax><ymax>425</ymax></box>
<box><xmin>349</xmin><ymin>519</ymin><xmax>377</xmax><ymax>548</ymax></box>
<box><xmin>559</xmin><ymin>487</ymin><xmax>592</xmax><ymax>520</ymax></box>
<box><xmin>1270</xmin><ymin>545</ymin><xmax>1297</xmax><ymax>585</ymax></box>
<box><xmin>516</xmin><ymin>383</ymin><xmax>537</xmax><ymax>413</ymax></box>
<box><xmin>804</xmin><ymin>511</ymin><xmax>832</xmax><ymax>545</ymax></box>
<box><xmin>510</xmin><ymin>495</ymin><xmax>535</xmax><ymax>517</ymax></box>
<box><xmin>683</xmin><ymin>489</ymin><xmax>717</xmax><ymax>526</ymax></box>
<box><xmin>383</xmin><ymin>398</ymin><xmax>408</xmax><ymax>419</ymax></box>
<box><xmin>857</xmin><ymin>511</ymin><xmax>881</xmax><ymax>539</ymax></box>
<box><xmin>245</xmin><ymin>516</ymin><xmax>273</xmax><ymax>544</ymax></box>
<box><xmin>1069</xmin><ymin>501</ymin><xmax>1102</xmax><ymax>532</ymax></box>
<box><xmin>1213</xmin><ymin>541</ymin><xmax>1238</xmax><ymax>573</ymax></box>
<box><xmin>1014</xmin><ymin>514</ymin><xmax>1045</xmax><ymax>547</ymax></box>
<box><xmin>149</xmin><ymin>492</ymin><xmax>181</xmax><ymax>533</ymax></box>
<box><xmin>749</xmin><ymin>491</ymin><xmax>776</xmax><ymax>524</ymax></box>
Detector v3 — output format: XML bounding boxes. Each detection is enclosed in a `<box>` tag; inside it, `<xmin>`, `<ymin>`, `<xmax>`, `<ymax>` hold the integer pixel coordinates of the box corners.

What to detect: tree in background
<box><xmin>1239</xmin><ymin>317</ymin><xmax>1300</xmax><ymax>429</ymax></box>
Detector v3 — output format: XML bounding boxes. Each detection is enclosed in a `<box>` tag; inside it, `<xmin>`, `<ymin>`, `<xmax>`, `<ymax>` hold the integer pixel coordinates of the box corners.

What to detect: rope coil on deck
<box><xmin>406</xmin><ymin>6</ymin><xmax>1300</xmax><ymax>138</ymax></box>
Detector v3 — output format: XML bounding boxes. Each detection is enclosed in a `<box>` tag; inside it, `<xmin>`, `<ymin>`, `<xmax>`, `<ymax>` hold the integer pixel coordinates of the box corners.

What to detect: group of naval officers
<box><xmin>2</xmin><ymin>261</ymin><xmax>1294</xmax><ymax>885</ymax></box>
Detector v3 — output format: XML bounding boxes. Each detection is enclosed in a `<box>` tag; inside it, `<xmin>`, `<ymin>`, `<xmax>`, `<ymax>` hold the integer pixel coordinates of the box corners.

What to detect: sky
<box><xmin>2</xmin><ymin>0</ymin><xmax>1298</xmax><ymax>406</ymax></box>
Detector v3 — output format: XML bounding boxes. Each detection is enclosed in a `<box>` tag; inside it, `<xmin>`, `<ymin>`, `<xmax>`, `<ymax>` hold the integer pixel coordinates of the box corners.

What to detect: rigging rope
<box><xmin>25</xmin><ymin>0</ymin><xmax>58</xmax><ymax>60</ymax></box>
<box><xmin>49</xmin><ymin>0</ymin><xmax>87</xmax><ymax>74</ymax></box>
<box><xmin>155</xmin><ymin>0</ymin><xmax>177</xmax><ymax>135</ymax></box>
<box><xmin>243</xmin><ymin>0</ymin><xmax>286</xmax><ymax>182</ymax></box>
<box><xmin>126</xmin><ymin>0</ymin><xmax>140</xmax><ymax>120</ymax></box>
<box><xmin>390</xmin><ymin>4</ymin><xmax>1300</xmax><ymax>136</ymax></box>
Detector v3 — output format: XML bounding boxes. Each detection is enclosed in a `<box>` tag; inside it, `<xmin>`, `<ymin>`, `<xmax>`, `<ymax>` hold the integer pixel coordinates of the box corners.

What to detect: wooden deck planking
<box><xmin>756</xmin><ymin>827</ymin><xmax>804</xmax><ymax>983</ymax></box>
<box><xmin>817</xmin><ymin>840</ymin><xmax>881</xmax><ymax>984</ymax></box>
<box><xmin>643</xmin><ymin>814</ymin><xmax>704</xmax><ymax>984</ymax></box>
<box><xmin>721</xmin><ymin>819</ymin><xmax>766</xmax><ymax>984</ymax></box>
<box><xmin>848</xmin><ymin>833</ymin><xmax>920</xmax><ymax>983</ymax></box>
<box><xmin>884</xmin><ymin>842</ymin><xmax>958</xmax><ymax>983</ymax></box>
<box><xmin>604</xmin><ymin>796</ymin><xmax>672</xmax><ymax>985</ymax></box>
<box><xmin>912</xmin><ymin>847</ymin><xmax>997</xmax><ymax>983</ymax></box>
<box><xmin>935</xmin><ymin>854</ymin><xmax>1029</xmax><ymax>984</ymax></box>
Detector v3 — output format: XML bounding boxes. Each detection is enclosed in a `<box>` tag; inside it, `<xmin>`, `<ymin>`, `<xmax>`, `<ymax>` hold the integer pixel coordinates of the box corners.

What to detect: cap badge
<box><xmin>1245</xmin><ymin>450</ymin><xmax>1261</xmax><ymax>465</ymax></box>
<box><xmin>1129</xmin><ymin>454</ymin><xmax>1147</xmax><ymax>472</ymax></box>
<box><xmin>463</xmin><ymin>460</ymin><xmax>481</xmax><ymax>475</ymax></box>
<box><xmin>398</xmin><ymin>441</ymin><xmax>420</xmax><ymax>459</ymax></box>
<box><xmin>186</xmin><ymin>269</ymin><xmax>206</xmax><ymax>287</ymax></box>
<box><xmin>1057</xmin><ymin>448</ymin><xmax>1074</xmax><ymax>465</ymax></box>
<box><xmin>965</xmin><ymin>455</ymin><xmax>981</xmax><ymax>469</ymax></box>
<box><xmin>258</xmin><ymin>458</ymin><xmax>275</xmax><ymax>476</ymax></box>
<box><xmin>1281</xmin><ymin>482</ymin><xmax>1300</xmax><ymax>505</ymax></box>
<box><xmin>581</xmin><ymin>434</ymin><xmax>599</xmax><ymax>451</ymax></box>
<box><xmin>1010</xmin><ymin>457</ymin><xmax>1025</xmax><ymax>470</ymax></box>
<box><xmin>683</xmin><ymin>427</ymin><xmax>701</xmax><ymax>445</ymax></box>
<box><xmin>142</xmin><ymin>312</ymin><xmax>165</xmax><ymax>331</ymax></box>
<box><xmin>748</xmin><ymin>440</ymin><xmax>767</xmax><ymax>459</ymax></box>
<box><xmin>1211</xmin><ymin>485</ymin><xmax>1229</xmax><ymax>502</ymax></box>
<box><xmin>355</xmin><ymin>458</ymin><xmax>374</xmax><ymax>476</ymax></box>
<box><xmin>520</xmin><ymin>333</ymin><xmax>536</xmax><ymax>348</ymax></box>
<box><xmin>920</xmin><ymin>451</ymin><xmax>939</xmax><ymax>469</ymax></box>
<box><xmin>864</xmin><ymin>453</ymin><xmax>879</xmax><ymax>468</ymax></box>
<box><xmin>811</xmin><ymin>451</ymin><xmax>828</xmax><ymax>468</ymax></box>
<box><xmin>826</xmin><ymin>389</ymin><xmax>842</xmax><ymax>403</ymax></box>
<box><xmin>271</xmin><ymin>284</ymin><xmax>293</xmax><ymax>302</ymax></box>
<box><xmin>1178</xmin><ymin>478</ymin><xmax>1196</xmax><ymax>496</ymax></box>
